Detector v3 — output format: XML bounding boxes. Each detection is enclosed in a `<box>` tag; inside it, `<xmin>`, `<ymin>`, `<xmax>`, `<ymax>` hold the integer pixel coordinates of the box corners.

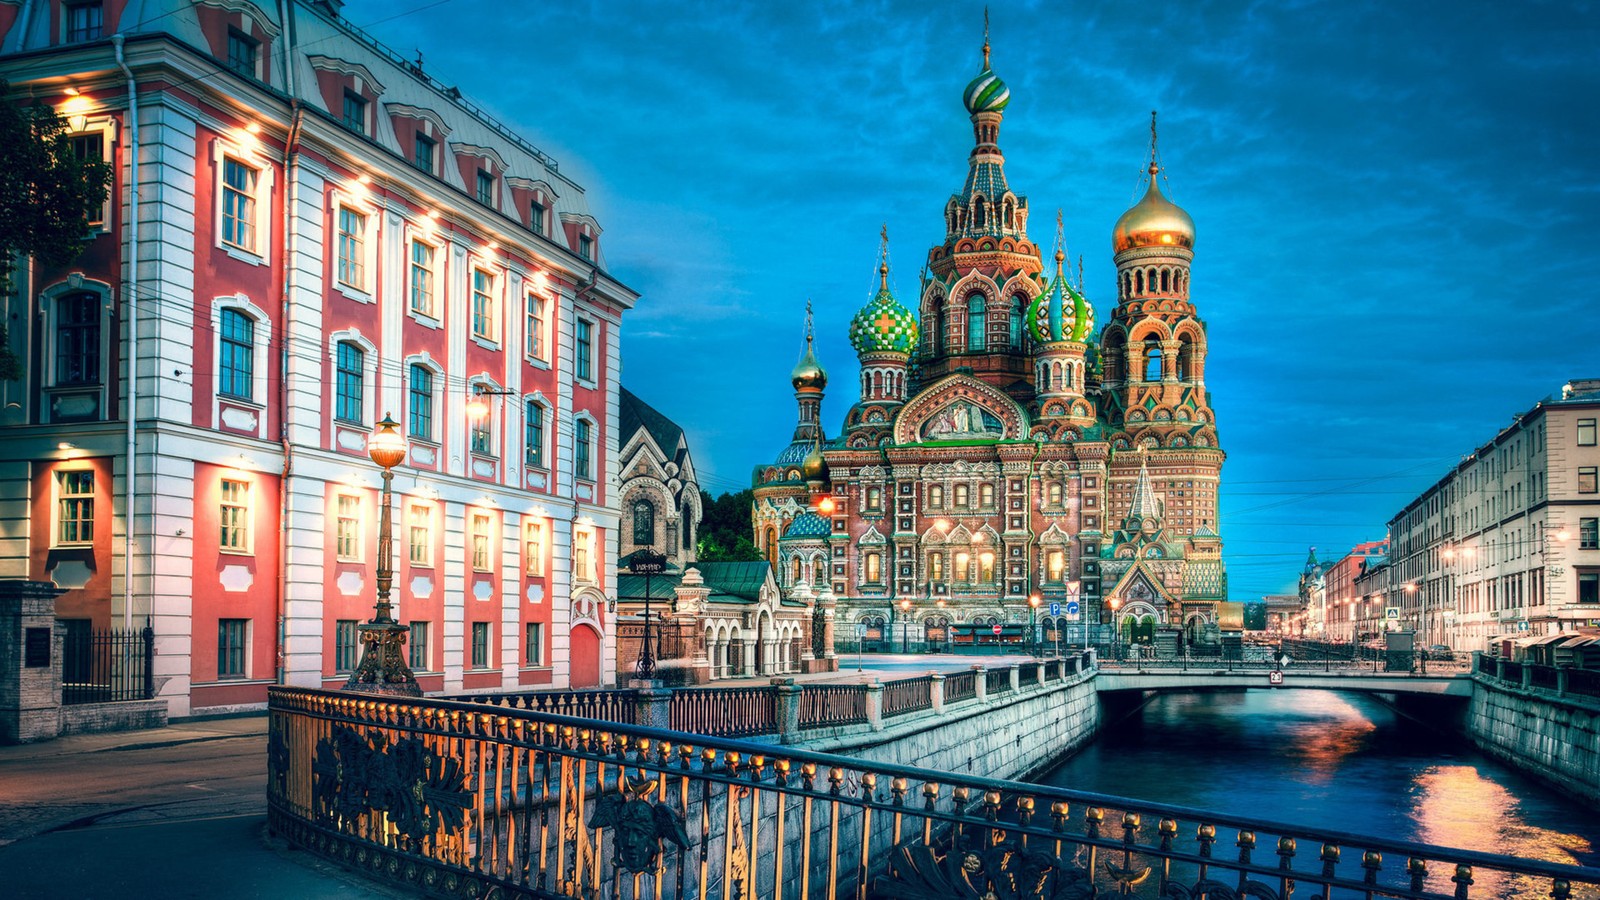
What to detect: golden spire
<box><xmin>982</xmin><ymin>6</ymin><xmax>991</xmax><ymax>69</ymax></box>
<box><xmin>1053</xmin><ymin>208</ymin><xmax>1066</xmax><ymax>269</ymax></box>
<box><xmin>1148</xmin><ymin>109</ymin><xmax>1160</xmax><ymax>177</ymax></box>
<box><xmin>878</xmin><ymin>223</ymin><xmax>890</xmax><ymax>290</ymax></box>
<box><xmin>804</xmin><ymin>298</ymin><xmax>814</xmax><ymax>348</ymax></box>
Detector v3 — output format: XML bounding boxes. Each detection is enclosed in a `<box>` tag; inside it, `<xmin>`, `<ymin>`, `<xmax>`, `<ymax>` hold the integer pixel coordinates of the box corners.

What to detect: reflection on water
<box><xmin>1035</xmin><ymin>690</ymin><xmax>1600</xmax><ymax>880</ymax></box>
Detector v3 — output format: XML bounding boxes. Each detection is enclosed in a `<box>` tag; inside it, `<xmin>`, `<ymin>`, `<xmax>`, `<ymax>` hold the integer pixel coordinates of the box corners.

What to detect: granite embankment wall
<box><xmin>1467</xmin><ymin>672</ymin><xmax>1600</xmax><ymax>806</ymax></box>
<box><xmin>798</xmin><ymin>664</ymin><xmax>1102</xmax><ymax>781</ymax></box>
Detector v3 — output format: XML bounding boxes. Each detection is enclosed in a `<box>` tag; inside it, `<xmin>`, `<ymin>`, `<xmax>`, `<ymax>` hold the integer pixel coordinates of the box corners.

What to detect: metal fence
<box><xmin>1477</xmin><ymin>655</ymin><xmax>1600</xmax><ymax>701</ymax></box>
<box><xmin>457</xmin><ymin>689</ymin><xmax>639</xmax><ymax>725</ymax></box>
<box><xmin>669</xmin><ymin>686</ymin><xmax>777</xmax><ymax>739</ymax></box>
<box><xmin>61</xmin><ymin>625</ymin><xmax>154</xmax><ymax>705</ymax></box>
<box><xmin>985</xmin><ymin>666</ymin><xmax>1012</xmax><ymax>695</ymax></box>
<box><xmin>796</xmin><ymin>684</ymin><xmax>869</xmax><ymax>729</ymax></box>
<box><xmin>267</xmin><ymin>686</ymin><xmax>1600</xmax><ymax>900</ymax></box>
<box><xmin>879</xmin><ymin>676</ymin><xmax>933</xmax><ymax>718</ymax></box>
<box><xmin>943</xmin><ymin>669</ymin><xmax>977</xmax><ymax>703</ymax></box>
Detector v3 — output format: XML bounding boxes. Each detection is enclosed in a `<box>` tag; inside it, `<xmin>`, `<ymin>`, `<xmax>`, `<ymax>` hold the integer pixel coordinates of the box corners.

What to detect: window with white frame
<box><xmin>334</xmin><ymin>341</ymin><xmax>364</xmax><ymax>424</ymax></box>
<box><xmin>574</xmin><ymin>528</ymin><xmax>593</xmax><ymax>582</ymax></box>
<box><xmin>54</xmin><ymin>293</ymin><xmax>101</xmax><ymax>387</ymax></box>
<box><xmin>1580</xmin><ymin>418</ymin><xmax>1597</xmax><ymax>447</ymax></box>
<box><xmin>408</xmin><ymin>621</ymin><xmax>429</xmax><ymax>670</ymax></box>
<box><xmin>219</xmin><ymin>479</ymin><xmax>251</xmax><ymax>553</ymax></box>
<box><xmin>213</xmin><ymin>144</ymin><xmax>272</xmax><ymax>263</ymax></box>
<box><xmin>575</xmin><ymin>318</ymin><xmax>593</xmax><ymax>381</ymax></box>
<box><xmin>524</xmin><ymin>400</ymin><xmax>545</xmax><ymax>468</ymax></box>
<box><xmin>470</xmin><ymin>398</ymin><xmax>494</xmax><ymax>456</ymax></box>
<box><xmin>524</xmin><ymin>291</ymin><xmax>545</xmax><ymax>360</ymax></box>
<box><xmin>226</xmin><ymin>28</ymin><xmax>259</xmax><ymax>79</ymax></box>
<box><xmin>56</xmin><ymin>469</ymin><xmax>94</xmax><ymax>546</ymax></box>
<box><xmin>335</xmin><ymin>494</ymin><xmax>361</xmax><ymax>561</ymax></box>
<box><xmin>470</xmin><ymin>622</ymin><xmax>490</xmax><ymax>668</ymax></box>
<box><xmin>471</xmin><ymin>513</ymin><xmax>492</xmax><ymax>572</ymax></box>
<box><xmin>408</xmin><ymin>504</ymin><xmax>433</xmax><ymax>566</ymax></box>
<box><xmin>342</xmin><ymin>90</ymin><xmax>368</xmax><ymax>133</ymax></box>
<box><xmin>217</xmin><ymin>619</ymin><xmax>249</xmax><ymax>679</ymax></box>
<box><xmin>407</xmin><ymin>364</ymin><xmax>434</xmax><ymax>441</ymax></box>
<box><xmin>525</xmin><ymin>622</ymin><xmax>544</xmax><ymax>666</ymax></box>
<box><xmin>578</xmin><ymin>233</ymin><xmax>593</xmax><ymax>261</ymax></box>
<box><xmin>525</xmin><ymin>520</ymin><xmax>544</xmax><ymax>577</ymax></box>
<box><xmin>476</xmin><ymin>169</ymin><xmax>494</xmax><ymax>206</ymax></box>
<box><xmin>529</xmin><ymin>201</ymin><xmax>546</xmax><ymax>236</ymax></box>
<box><xmin>412</xmin><ymin>134</ymin><xmax>435</xmax><ymax>174</ymax></box>
<box><xmin>337</xmin><ymin>206</ymin><xmax>368</xmax><ymax>291</ymax></box>
<box><xmin>221</xmin><ymin>157</ymin><xmax>260</xmax><ymax>253</ymax></box>
<box><xmin>471</xmin><ymin>268</ymin><xmax>497</xmax><ymax>342</ymax></box>
<box><xmin>864</xmin><ymin>552</ymin><xmax>882</xmax><ymax>583</ymax></box>
<box><xmin>409</xmin><ymin>239</ymin><xmax>437</xmax><ymax>318</ymax></box>
<box><xmin>69</xmin><ymin>133</ymin><xmax>109</xmax><ymax>228</ymax></box>
<box><xmin>575</xmin><ymin>418</ymin><xmax>593</xmax><ymax>481</ymax></box>
<box><xmin>334</xmin><ymin>619</ymin><xmax>358</xmax><ymax>672</ymax></box>
<box><xmin>219</xmin><ymin>309</ymin><xmax>255</xmax><ymax>401</ymax></box>
<box><xmin>65</xmin><ymin>2</ymin><xmax>103</xmax><ymax>42</ymax></box>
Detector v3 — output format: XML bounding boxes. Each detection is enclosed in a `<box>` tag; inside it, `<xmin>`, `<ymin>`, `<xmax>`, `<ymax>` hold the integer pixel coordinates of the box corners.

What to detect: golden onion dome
<box><xmin>1112</xmin><ymin>163</ymin><xmax>1195</xmax><ymax>255</ymax></box>
<box><xmin>790</xmin><ymin>341</ymin><xmax>827</xmax><ymax>391</ymax></box>
<box><xmin>800</xmin><ymin>443</ymin><xmax>829</xmax><ymax>481</ymax></box>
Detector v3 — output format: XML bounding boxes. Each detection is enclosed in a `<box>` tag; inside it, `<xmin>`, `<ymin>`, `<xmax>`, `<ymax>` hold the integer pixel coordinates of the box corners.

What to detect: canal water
<box><xmin>1035</xmin><ymin>689</ymin><xmax>1600</xmax><ymax>893</ymax></box>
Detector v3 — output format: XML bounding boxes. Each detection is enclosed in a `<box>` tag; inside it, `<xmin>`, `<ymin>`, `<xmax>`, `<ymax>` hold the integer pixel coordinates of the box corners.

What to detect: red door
<box><xmin>570</xmin><ymin>624</ymin><xmax>601</xmax><ymax>688</ymax></box>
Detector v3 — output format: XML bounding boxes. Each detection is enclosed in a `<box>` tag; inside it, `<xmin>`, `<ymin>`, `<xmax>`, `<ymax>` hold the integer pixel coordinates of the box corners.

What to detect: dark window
<box><xmin>412</xmin><ymin>134</ymin><xmax>435</xmax><ymax>173</ymax></box>
<box><xmin>1008</xmin><ymin>296</ymin><xmax>1024</xmax><ymax>349</ymax></box>
<box><xmin>226</xmin><ymin>28</ymin><xmax>259</xmax><ymax>78</ymax></box>
<box><xmin>334</xmin><ymin>619</ymin><xmax>358</xmax><ymax>672</ymax></box>
<box><xmin>471</xmin><ymin>622</ymin><xmax>490</xmax><ymax>668</ymax></box>
<box><xmin>633</xmin><ymin>499</ymin><xmax>654</xmax><ymax>545</ymax></box>
<box><xmin>65</xmin><ymin>2</ymin><xmax>102</xmax><ymax>42</ymax></box>
<box><xmin>525</xmin><ymin>401</ymin><xmax>545</xmax><ymax>468</ymax></box>
<box><xmin>408</xmin><ymin>622</ymin><xmax>429</xmax><ymax>670</ymax></box>
<box><xmin>476</xmin><ymin>169</ymin><xmax>494</xmax><ymax>206</ymax></box>
<box><xmin>342</xmin><ymin>90</ymin><xmax>367</xmax><ymax>132</ymax></box>
<box><xmin>218</xmin><ymin>619</ymin><xmax>248</xmax><ymax>678</ymax></box>
<box><xmin>335</xmin><ymin>342</ymin><xmax>363</xmax><ymax>423</ymax></box>
<box><xmin>529</xmin><ymin>201</ymin><xmax>546</xmax><ymax>235</ymax></box>
<box><xmin>525</xmin><ymin>622</ymin><xmax>543</xmax><ymax>666</ymax></box>
<box><xmin>576</xmin><ymin>319</ymin><xmax>593</xmax><ymax>381</ymax></box>
<box><xmin>1580</xmin><ymin>518</ymin><xmax>1598</xmax><ymax>550</ymax></box>
<box><xmin>470</xmin><ymin>412</ymin><xmax>492</xmax><ymax>455</ymax></box>
<box><xmin>576</xmin><ymin>419</ymin><xmax>592</xmax><ymax>481</ymax></box>
<box><xmin>219</xmin><ymin>309</ymin><xmax>254</xmax><ymax>400</ymax></box>
<box><xmin>578</xmin><ymin>233</ymin><xmax>593</xmax><ymax>260</ymax></box>
<box><xmin>55</xmin><ymin>293</ymin><xmax>100</xmax><ymax>386</ymax></box>
<box><xmin>69</xmin><ymin>134</ymin><xmax>105</xmax><ymax>226</ymax></box>
<box><xmin>408</xmin><ymin>365</ymin><xmax>433</xmax><ymax>440</ymax></box>
<box><xmin>1580</xmin><ymin>572</ymin><xmax>1599</xmax><ymax>604</ymax></box>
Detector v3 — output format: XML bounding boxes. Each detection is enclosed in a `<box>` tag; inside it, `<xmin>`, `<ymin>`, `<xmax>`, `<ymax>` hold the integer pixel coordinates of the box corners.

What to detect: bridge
<box><xmin>264</xmin><ymin>657</ymin><xmax>1600</xmax><ymax>899</ymax></box>
<box><xmin>1095</xmin><ymin>662</ymin><xmax>1474</xmax><ymax>696</ymax></box>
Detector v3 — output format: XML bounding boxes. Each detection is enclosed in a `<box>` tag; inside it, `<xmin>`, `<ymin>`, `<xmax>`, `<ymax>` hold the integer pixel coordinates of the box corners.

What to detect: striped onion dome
<box><xmin>1027</xmin><ymin>250</ymin><xmax>1094</xmax><ymax>343</ymax></box>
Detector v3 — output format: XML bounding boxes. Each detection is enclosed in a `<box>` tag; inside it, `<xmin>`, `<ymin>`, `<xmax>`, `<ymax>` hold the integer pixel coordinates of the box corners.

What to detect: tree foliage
<box><xmin>696</xmin><ymin>489</ymin><xmax>762</xmax><ymax>563</ymax></box>
<box><xmin>0</xmin><ymin>79</ymin><xmax>112</xmax><ymax>276</ymax></box>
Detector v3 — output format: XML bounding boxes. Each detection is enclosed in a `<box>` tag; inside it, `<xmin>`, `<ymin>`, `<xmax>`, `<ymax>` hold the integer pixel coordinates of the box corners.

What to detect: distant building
<box><xmin>0</xmin><ymin>0</ymin><xmax>636</xmax><ymax>713</ymax></box>
<box><xmin>752</xmin><ymin>34</ymin><xmax>1229</xmax><ymax>655</ymax></box>
<box><xmin>1319</xmin><ymin>540</ymin><xmax>1389</xmax><ymax>642</ymax></box>
<box><xmin>1387</xmin><ymin>379</ymin><xmax>1600</xmax><ymax>651</ymax></box>
<box><xmin>617</xmin><ymin>387</ymin><xmax>700</xmax><ymax>572</ymax></box>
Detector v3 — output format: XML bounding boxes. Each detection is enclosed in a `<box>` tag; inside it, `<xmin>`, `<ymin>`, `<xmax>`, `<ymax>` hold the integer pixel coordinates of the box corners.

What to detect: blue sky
<box><xmin>346</xmin><ymin>0</ymin><xmax>1600</xmax><ymax>597</ymax></box>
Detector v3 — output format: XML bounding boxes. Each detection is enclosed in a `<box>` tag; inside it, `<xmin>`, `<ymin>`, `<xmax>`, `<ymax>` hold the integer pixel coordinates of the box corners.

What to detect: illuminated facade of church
<box><xmin>751</xmin><ymin>34</ymin><xmax>1228</xmax><ymax>653</ymax></box>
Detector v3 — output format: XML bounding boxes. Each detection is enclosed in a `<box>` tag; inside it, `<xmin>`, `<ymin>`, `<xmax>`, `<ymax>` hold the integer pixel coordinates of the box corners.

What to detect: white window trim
<box><xmin>524</xmin><ymin>517</ymin><xmax>547</xmax><ymax>578</ymax></box>
<box><xmin>37</xmin><ymin>278</ymin><xmax>114</xmax><ymax>422</ymax></box>
<box><xmin>327</xmin><ymin>328</ymin><xmax>378</xmax><ymax>431</ymax></box>
<box><xmin>331</xmin><ymin>190</ymin><xmax>379</xmax><ymax>302</ymax></box>
<box><xmin>216</xmin><ymin>618</ymin><xmax>253</xmax><ymax>680</ymax></box>
<box><xmin>52</xmin><ymin>463</ymin><xmax>96</xmax><ymax>548</ymax></box>
<box><xmin>334</xmin><ymin>492</ymin><xmax>364</xmax><ymax>563</ymax></box>
<box><xmin>467</xmin><ymin>375</ymin><xmax>502</xmax><ymax>459</ymax></box>
<box><xmin>218</xmin><ymin>476</ymin><xmax>255</xmax><ymax>556</ymax></box>
<box><xmin>573</xmin><ymin>315</ymin><xmax>598</xmax><ymax>387</ymax></box>
<box><xmin>404</xmin><ymin>225</ymin><xmax>444</xmax><ymax>329</ymax></box>
<box><xmin>470</xmin><ymin>512</ymin><xmax>494</xmax><ymax>574</ymax></box>
<box><xmin>211</xmin><ymin>294</ymin><xmax>272</xmax><ymax>428</ymax></box>
<box><xmin>523</xmin><ymin>389</ymin><xmax>551</xmax><ymax>472</ymax></box>
<box><xmin>572</xmin><ymin>410</ymin><xmax>598</xmax><ymax>484</ymax></box>
<box><xmin>406</xmin><ymin>500</ymin><xmax>436</xmax><ymax>567</ymax></box>
<box><xmin>468</xmin><ymin>259</ymin><xmax>504</xmax><ymax>349</ymax></box>
<box><xmin>523</xmin><ymin>288</ymin><xmax>550</xmax><ymax>366</ymax></box>
<box><xmin>401</xmin><ymin>353</ymin><xmax>443</xmax><ymax>447</ymax></box>
<box><xmin>69</xmin><ymin>121</ymin><xmax>116</xmax><ymax>233</ymax></box>
<box><xmin>211</xmin><ymin>139</ymin><xmax>274</xmax><ymax>267</ymax></box>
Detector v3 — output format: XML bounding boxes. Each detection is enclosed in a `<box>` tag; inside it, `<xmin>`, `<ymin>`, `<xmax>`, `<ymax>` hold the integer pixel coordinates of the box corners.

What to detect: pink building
<box><xmin>0</xmin><ymin>0</ymin><xmax>635</xmax><ymax>714</ymax></box>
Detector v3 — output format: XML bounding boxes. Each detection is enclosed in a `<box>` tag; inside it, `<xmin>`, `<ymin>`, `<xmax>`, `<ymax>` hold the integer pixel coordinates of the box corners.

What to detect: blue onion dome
<box><xmin>1026</xmin><ymin>249</ymin><xmax>1094</xmax><ymax>343</ymax></box>
<box><xmin>849</xmin><ymin>263</ymin><xmax>919</xmax><ymax>355</ymax></box>
<box><xmin>790</xmin><ymin>339</ymin><xmax>827</xmax><ymax>391</ymax></box>
<box><xmin>783</xmin><ymin>511</ymin><xmax>831</xmax><ymax>539</ymax></box>
<box><xmin>800</xmin><ymin>443</ymin><xmax>829</xmax><ymax>481</ymax></box>
<box><xmin>1113</xmin><ymin>162</ymin><xmax>1195</xmax><ymax>254</ymax></box>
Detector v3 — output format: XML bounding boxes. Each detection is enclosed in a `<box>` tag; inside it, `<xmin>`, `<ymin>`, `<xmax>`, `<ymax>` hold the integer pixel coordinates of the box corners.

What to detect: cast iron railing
<box><xmin>61</xmin><ymin>625</ymin><xmax>154</xmax><ymax>704</ymax></box>
<box><xmin>796</xmin><ymin>684</ymin><xmax>869</xmax><ymax>729</ymax></box>
<box><xmin>1476</xmin><ymin>656</ymin><xmax>1600</xmax><ymax>701</ymax></box>
<box><xmin>985</xmin><ymin>666</ymin><xmax>1013</xmax><ymax>695</ymax></box>
<box><xmin>267</xmin><ymin>686</ymin><xmax>1600</xmax><ymax>900</ymax></box>
<box><xmin>943</xmin><ymin>670</ymin><xmax>977</xmax><ymax>703</ymax></box>
<box><xmin>669</xmin><ymin>686</ymin><xmax>777</xmax><ymax>738</ymax></box>
<box><xmin>457</xmin><ymin>689</ymin><xmax>639</xmax><ymax>725</ymax></box>
<box><xmin>879</xmin><ymin>676</ymin><xmax>932</xmax><ymax>718</ymax></box>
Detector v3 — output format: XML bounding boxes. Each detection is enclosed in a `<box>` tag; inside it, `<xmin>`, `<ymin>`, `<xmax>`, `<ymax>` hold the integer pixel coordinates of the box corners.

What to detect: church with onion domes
<box><xmin>751</xmin><ymin>29</ymin><xmax>1228</xmax><ymax>657</ymax></box>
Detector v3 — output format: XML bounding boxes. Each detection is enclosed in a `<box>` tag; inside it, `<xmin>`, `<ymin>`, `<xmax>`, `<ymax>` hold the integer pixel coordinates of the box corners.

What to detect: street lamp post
<box><xmin>345</xmin><ymin>415</ymin><xmax>422</xmax><ymax>697</ymax></box>
<box><xmin>1109</xmin><ymin>596</ymin><xmax>1122</xmax><ymax>661</ymax></box>
<box><xmin>629</xmin><ymin>548</ymin><xmax>667</xmax><ymax>680</ymax></box>
<box><xmin>1028</xmin><ymin>593</ymin><xmax>1041</xmax><ymax>657</ymax></box>
<box><xmin>900</xmin><ymin>599</ymin><xmax>912</xmax><ymax>653</ymax></box>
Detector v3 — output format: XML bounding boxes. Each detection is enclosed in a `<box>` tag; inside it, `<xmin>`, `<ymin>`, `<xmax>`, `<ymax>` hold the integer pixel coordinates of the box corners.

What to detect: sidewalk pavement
<box><xmin>0</xmin><ymin>712</ymin><xmax>269</xmax><ymax>763</ymax></box>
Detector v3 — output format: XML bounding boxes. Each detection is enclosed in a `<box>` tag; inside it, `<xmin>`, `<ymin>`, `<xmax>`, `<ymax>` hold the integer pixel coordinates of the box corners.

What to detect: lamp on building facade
<box><xmin>345</xmin><ymin>414</ymin><xmax>422</xmax><ymax>697</ymax></box>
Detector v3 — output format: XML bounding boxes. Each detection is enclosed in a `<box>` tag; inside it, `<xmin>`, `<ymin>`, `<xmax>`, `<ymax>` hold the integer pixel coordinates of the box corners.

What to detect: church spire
<box><xmin>1127</xmin><ymin>454</ymin><xmax>1164</xmax><ymax>524</ymax></box>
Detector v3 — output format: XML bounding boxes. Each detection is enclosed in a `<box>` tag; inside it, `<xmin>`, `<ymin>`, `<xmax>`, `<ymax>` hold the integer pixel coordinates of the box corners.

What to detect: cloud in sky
<box><xmin>345</xmin><ymin>0</ymin><xmax>1600</xmax><ymax>595</ymax></box>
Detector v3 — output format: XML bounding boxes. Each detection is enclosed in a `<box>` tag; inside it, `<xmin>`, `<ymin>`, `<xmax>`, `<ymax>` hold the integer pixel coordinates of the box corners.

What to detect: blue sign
<box><xmin>1049</xmin><ymin>602</ymin><xmax>1061</xmax><ymax>617</ymax></box>
<box><xmin>1065</xmin><ymin>600</ymin><xmax>1081</xmax><ymax>620</ymax></box>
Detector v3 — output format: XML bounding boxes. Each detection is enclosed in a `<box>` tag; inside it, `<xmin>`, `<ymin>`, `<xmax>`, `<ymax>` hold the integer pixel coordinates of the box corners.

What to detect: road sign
<box><xmin>1269</xmin><ymin>671</ymin><xmax>1284</xmax><ymax>686</ymax></box>
<box><xmin>990</xmin><ymin>623</ymin><xmax>1002</xmax><ymax>636</ymax></box>
<box><xmin>1065</xmin><ymin>600</ymin><xmax>1081</xmax><ymax>620</ymax></box>
<box><xmin>1049</xmin><ymin>602</ymin><xmax>1061</xmax><ymax>617</ymax></box>
<box><xmin>629</xmin><ymin>549</ymin><xmax>667</xmax><ymax>575</ymax></box>
<box><xmin>1385</xmin><ymin>607</ymin><xmax>1400</xmax><ymax>620</ymax></box>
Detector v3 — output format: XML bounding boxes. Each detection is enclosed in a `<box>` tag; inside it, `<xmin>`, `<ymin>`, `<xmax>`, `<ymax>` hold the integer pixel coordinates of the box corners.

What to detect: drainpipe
<box><xmin>113</xmin><ymin>35</ymin><xmax>138</xmax><ymax>632</ymax></box>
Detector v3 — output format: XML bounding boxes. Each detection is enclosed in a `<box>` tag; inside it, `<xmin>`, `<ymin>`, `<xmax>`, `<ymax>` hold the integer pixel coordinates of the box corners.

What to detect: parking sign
<box><xmin>1049</xmin><ymin>602</ymin><xmax>1061</xmax><ymax>617</ymax></box>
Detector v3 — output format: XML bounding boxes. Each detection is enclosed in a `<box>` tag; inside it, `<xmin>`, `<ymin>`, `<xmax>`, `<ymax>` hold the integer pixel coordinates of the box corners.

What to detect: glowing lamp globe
<box><xmin>369</xmin><ymin>415</ymin><xmax>408</xmax><ymax>470</ymax></box>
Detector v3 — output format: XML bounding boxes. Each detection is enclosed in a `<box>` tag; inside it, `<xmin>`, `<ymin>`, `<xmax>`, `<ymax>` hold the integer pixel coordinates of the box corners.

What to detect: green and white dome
<box><xmin>849</xmin><ymin>264</ymin><xmax>919</xmax><ymax>355</ymax></box>
<box><xmin>963</xmin><ymin>67</ymin><xmax>1010</xmax><ymax>115</ymax></box>
<box><xmin>1027</xmin><ymin>251</ymin><xmax>1094</xmax><ymax>343</ymax></box>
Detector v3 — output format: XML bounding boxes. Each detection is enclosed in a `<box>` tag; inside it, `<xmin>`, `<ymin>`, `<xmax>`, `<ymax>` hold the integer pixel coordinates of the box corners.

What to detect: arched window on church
<box><xmin>792</xmin><ymin>556</ymin><xmax>803</xmax><ymax>584</ymax></box>
<box><xmin>1144</xmin><ymin>339</ymin><xmax>1163</xmax><ymax>382</ymax></box>
<box><xmin>682</xmin><ymin>502</ymin><xmax>694</xmax><ymax>550</ymax></box>
<box><xmin>968</xmin><ymin>295</ymin><xmax>986</xmax><ymax>352</ymax></box>
<box><xmin>633</xmin><ymin>499</ymin><xmax>655</xmax><ymax>546</ymax></box>
<box><xmin>973</xmin><ymin>202</ymin><xmax>986</xmax><ymax>229</ymax></box>
<box><xmin>1160</xmin><ymin>269</ymin><xmax>1170</xmax><ymax>292</ymax></box>
<box><xmin>1134</xmin><ymin>270</ymin><xmax>1144</xmax><ymax>295</ymax></box>
<box><xmin>1177</xmin><ymin>336</ymin><xmax>1195</xmax><ymax>382</ymax></box>
<box><xmin>1007</xmin><ymin>296</ymin><xmax>1024</xmax><ymax>350</ymax></box>
<box><xmin>934</xmin><ymin>305</ymin><xmax>946</xmax><ymax>356</ymax></box>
